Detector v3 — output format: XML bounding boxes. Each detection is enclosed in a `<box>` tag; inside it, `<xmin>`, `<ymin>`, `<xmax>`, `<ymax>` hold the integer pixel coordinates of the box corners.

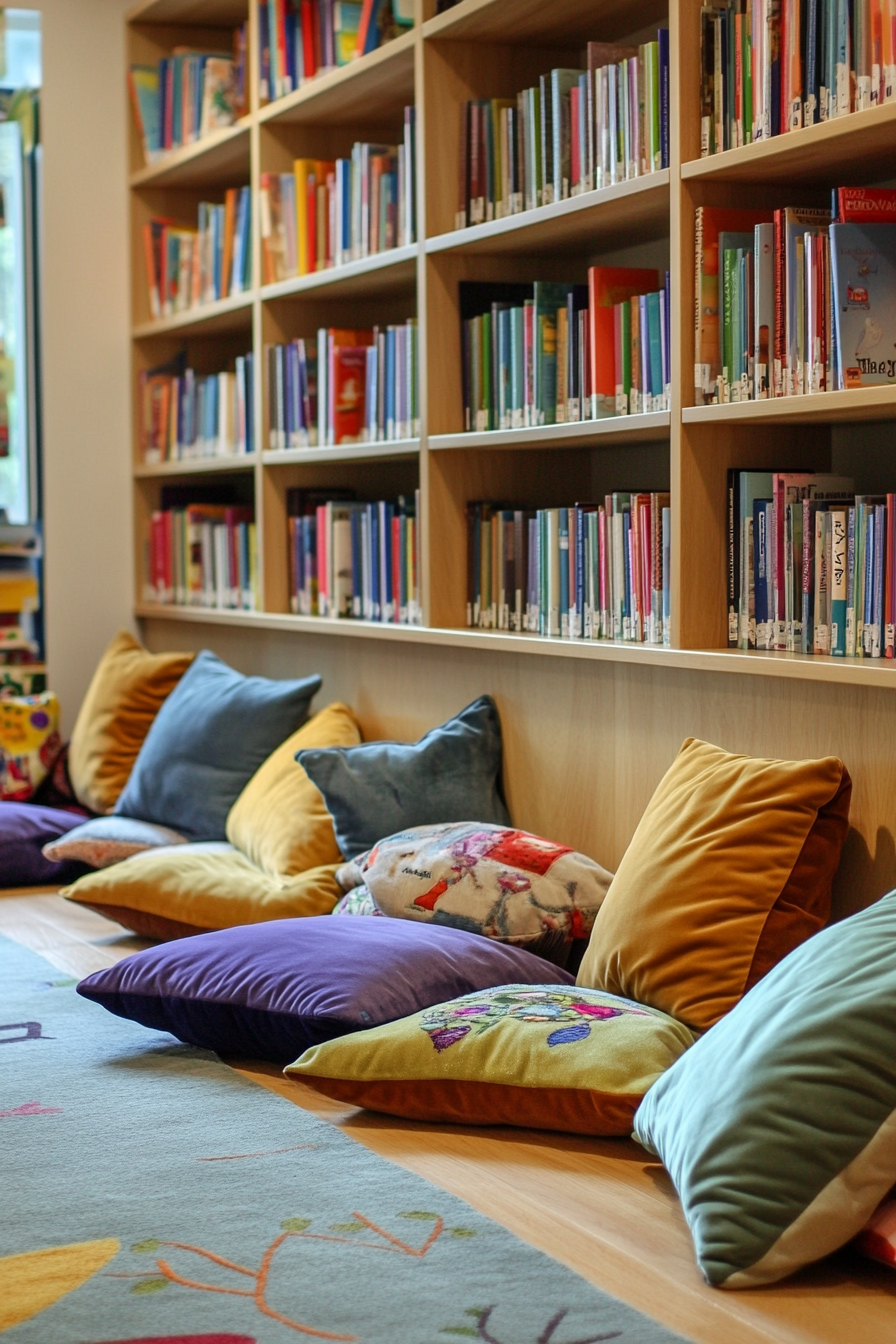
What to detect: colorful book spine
<box><xmin>129</xmin><ymin>33</ymin><xmax>246</xmax><ymax>164</ymax></box>
<box><xmin>139</xmin><ymin>356</ymin><xmax>254</xmax><ymax>463</ymax></box>
<box><xmin>143</xmin><ymin>188</ymin><xmax>252</xmax><ymax>319</ymax></box>
<box><xmin>146</xmin><ymin>504</ymin><xmax>256</xmax><ymax>611</ymax></box>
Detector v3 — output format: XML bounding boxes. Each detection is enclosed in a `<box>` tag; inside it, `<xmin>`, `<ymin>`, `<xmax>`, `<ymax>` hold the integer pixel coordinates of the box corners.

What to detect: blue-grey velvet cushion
<box><xmin>114</xmin><ymin>651</ymin><xmax>322</xmax><ymax>842</ymax></box>
<box><xmin>297</xmin><ymin>695</ymin><xmax>511</xmax><ymax>860</ymax></box>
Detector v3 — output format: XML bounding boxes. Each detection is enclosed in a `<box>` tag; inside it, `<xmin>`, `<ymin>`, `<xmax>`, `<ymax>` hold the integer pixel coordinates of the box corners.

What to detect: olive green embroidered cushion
<box><xmin>287</xmin><ymin>984</ymin><xmax>694</xmax><ymax>1136</ymax></box>
<box><xmin>634</xmin><ymin>890</ymin><xmax>896</xmax><ymax>1288</ymax></box>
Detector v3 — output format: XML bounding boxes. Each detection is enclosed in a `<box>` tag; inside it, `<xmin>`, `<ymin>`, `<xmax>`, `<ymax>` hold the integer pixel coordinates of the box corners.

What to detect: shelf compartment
<box><xmin>426</xmin><ymin>172</ymin><xmax>670</xmax><ymax>258</ymax></box>
<box><xmin>430</xmin><ymin>414</ymin><xmax>670</xmax><ymax>452</ymax></box>
<box><xmin>132</xmin><ymin>291</ymin><xmax>254</xmax><ymax>339</ymax></box>
<box><xmin>258</xmin><ymin>29</ymin><xmax>416</xmax><ymax>128</ymax></box>
<box><xmin>421</xmin><ymin>0</ymin><xmax>668</xmax><ymax>47</ymax></box>
<box><xmin>681</xmin><ymin>102</ymin><xmax>896</xmax><ymax>187</ymax></box>
<box><xmin>134</xmin><ymin>454</ymin><xmax>259</xmax><ymax>477</ymax></box>
<box><xmin>130</xmin><ymin>120</ymin><xmax>251</xmax><ymax>189</ymax></box>
<box><xmin>262</xmin><ymin>440</ymin><xmax>419</xmax><ymax>466</ymax></box>
<box><xmin>683</xmin><ymin>387</ymin><xmax>896</xmax><ymax>427</ymax></box>
<box><xmin>260</xmin><ymin>245</ymin><xmax>418</xmax><ymax>303</ymax></box>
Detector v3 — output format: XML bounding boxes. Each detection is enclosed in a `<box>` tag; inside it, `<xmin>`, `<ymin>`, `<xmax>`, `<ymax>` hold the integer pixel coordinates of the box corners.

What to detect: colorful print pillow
<box><xmin>287</xmin><ymin>984</ymin><xmax>694</xmax><ymax>1135</ymax></box>
<box><xmin>43</xmin><ymin>816</ymin><xmax>187</xmax><ymax>869</ymax></box>
<box><xmin>339</xmin><ymin>823</ymin><xmax>613</xmax><ymax>955</ymax></box>
<box><xmin>0</xmin><ymin>692</ymin><xmax>61</xmax><ymax>801</ymax></box>
<box><xmin>332</xmin><ymin>885</ymin><xmax>382</xmax><ymax>917</ymax></box>
<box><xmin>857</xmin><ymin>1198</ymin><xmax>896</xmax><ymax>1270</ymax></box>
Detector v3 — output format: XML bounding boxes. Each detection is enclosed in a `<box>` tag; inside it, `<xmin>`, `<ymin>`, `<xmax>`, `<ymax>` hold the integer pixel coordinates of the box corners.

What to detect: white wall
<box><xmin>40</xmin><ymin>0</ymin><xmax>134</xmax><ymax>732</ymax></box>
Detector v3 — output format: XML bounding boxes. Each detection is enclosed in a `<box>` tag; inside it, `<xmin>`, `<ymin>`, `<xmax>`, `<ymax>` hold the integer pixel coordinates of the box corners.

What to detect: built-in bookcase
<box><xmin>127</xmin><ymin>0</ymin><xmax>896</xmax><ymax>690</ymax></box>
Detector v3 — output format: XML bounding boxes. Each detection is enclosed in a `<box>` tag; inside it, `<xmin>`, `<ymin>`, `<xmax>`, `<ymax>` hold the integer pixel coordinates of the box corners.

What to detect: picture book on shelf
<box><xmin>128</xmin><ymin>31</ymin><xmax>247</xmax><ymax>164</ymax></box>
<box><xmin>830</xmin><ymin>223</ymin><xmax>896</xmax><ymax>387</ymax></box>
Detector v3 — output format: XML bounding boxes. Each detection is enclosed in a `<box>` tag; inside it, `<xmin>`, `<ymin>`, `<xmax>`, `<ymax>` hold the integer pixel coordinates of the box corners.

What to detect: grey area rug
<box><xmin>0</xmin><ymin>935</ymin><xmax>692</xmax><ymax>1344</ymax></box>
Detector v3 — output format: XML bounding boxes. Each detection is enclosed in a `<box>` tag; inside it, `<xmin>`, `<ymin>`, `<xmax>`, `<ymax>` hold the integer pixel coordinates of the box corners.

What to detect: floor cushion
<box><xmin>226</xmin><ymin>701</ymin><xmax>362</xmax><ymax>878</ymax></box>
<box><xmin>298</xmin><ymin>695</ymin><xmax>511</xmax><ymax>860</ymax></box>
<box><xmin>62</xmin><ymin>843</ymin><xmax>341</xmax><ymax>939</ymax></box>
<box><xmin>114</xmin><ymin>651</ymin><xmax>322</xmax><ymax>841</ymax></box>
<box><xmin>68</xmin><ymin>629</ymin><xmax>194</xmax><ymax>814</ymax></box>
<box><xmin>634</xmin><ymin>890</ymin><xmax>896</xmax><ymax>1288</ymax></box>
<box><xmin>288</xmin><ymin>983</ymin><xmax>694</xmax><ymax>1135</ymax></box>
<box><xmin>577</xmin><ymin>737</ymin><xmax>851</xmax><ymax>1032</ymax></box>
<box><xmin>76</xmin><ymin>916</ymin><xmax>574</xmax><ymax>1063</ymax></box>
<box><xmin>0</xmin><ymin>800</ymin><xmax>92</xmax><ymax>887</ymax></box>
<box><xmin>0</xmin><ymin>692</ymin><xmax>62</xmax><ymax>801</ymax></box>
<box><xmin>338</xmin><ymin>822</ymin><xmax>613</xmax><ymax>952</ymax></box>
<box><xmin>43</xmin><ymin>816</ymin><xmax>187</xmax><ymax>869</ymax></box>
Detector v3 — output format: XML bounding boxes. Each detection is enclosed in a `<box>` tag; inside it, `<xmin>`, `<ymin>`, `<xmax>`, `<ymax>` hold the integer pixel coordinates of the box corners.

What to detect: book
<box><xmin>830</xmin><ymin>222</ymin><xmax>896</xmax><ymax>387</ymax></box>
<box><xmin>694</xmin><ymin>206</ymin><xmax>772</xmax><ymax>404</ymax></box>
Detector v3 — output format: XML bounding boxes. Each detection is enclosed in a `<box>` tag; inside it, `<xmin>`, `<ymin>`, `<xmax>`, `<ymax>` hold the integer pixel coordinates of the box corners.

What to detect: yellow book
<box><xmin>293</xmin><ymin>158</ymin><xmax>316</xmax><ymax>275</ymax></box>
<box><xmin>0</xmin><ymin>572</ymin><xmax>39</xmax><ymax>614</ymax></box>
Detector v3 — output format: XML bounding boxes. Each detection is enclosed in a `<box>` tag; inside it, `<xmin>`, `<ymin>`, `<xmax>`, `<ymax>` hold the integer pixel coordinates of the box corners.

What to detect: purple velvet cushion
<box><xmin>77</xmin><ymin>916</ymin><xmax>575</xmax><ymax>1063</ymax></box>
<box><xmin>0</xmin><ymin>801</ymin><xmax>93</xmax><ymax>887</ymax></box>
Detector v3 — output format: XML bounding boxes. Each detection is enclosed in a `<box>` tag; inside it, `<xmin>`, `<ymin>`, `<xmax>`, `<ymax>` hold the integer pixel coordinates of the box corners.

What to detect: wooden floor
<box><xmin>3</xmin><ymin>890</ymin><xmax>895</xmax><ymax>1344</ymax></box>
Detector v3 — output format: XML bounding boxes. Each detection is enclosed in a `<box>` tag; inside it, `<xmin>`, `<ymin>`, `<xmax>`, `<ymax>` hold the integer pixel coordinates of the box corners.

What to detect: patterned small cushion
<box><xmin>288</xmin><ymin>984</ymin><xmax>694</xmax><ymax>1135</ymax></box>
<box><xmin>858</xmin><ymin>1198</ymin><xmax>896</xmax><ymax>1270</ymax></box>
<box><xmin>0</xmin><ymin>693</ymin><xmax>61</xmax><ymax>801</ymax></box>
<box><xmin>333</xmin><ymin>885</ymin><xmax>383</xmax><ymax>917</ymax></box>
<box><xmin>43</xmin><ymin>816</ymin><xmax>187</xmax><ymax>869</ymax></box>
<box><xmin>340</xmin><ymin>823</ymin><xmax>613</xmax><ymax>950</ymax></box>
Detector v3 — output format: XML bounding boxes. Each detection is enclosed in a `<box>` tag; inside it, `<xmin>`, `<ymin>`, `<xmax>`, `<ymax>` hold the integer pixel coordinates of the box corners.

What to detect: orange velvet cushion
<box><xmin>576</xmin><ymin>737</ymin><xmax>851</xmax><ymax>1032</ymax></box>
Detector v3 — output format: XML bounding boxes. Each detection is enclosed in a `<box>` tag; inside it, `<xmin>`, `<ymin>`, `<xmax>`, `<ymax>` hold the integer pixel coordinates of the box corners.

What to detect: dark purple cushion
<box><xmin>77</xmin><ymin>916</ymin><xmax>575</xmax><ymax>1063</ymax></box>
<box><xmin>0</xmin><ymin>801</ymin><xmax>93</xmax><ymax>887</ymax></box>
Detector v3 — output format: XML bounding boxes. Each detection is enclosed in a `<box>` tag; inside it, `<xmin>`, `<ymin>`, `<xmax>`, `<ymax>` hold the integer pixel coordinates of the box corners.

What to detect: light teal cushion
<box><xmin>634</xmin><ymin>890</ymin><xmax>896</xmax><ymax>1288</ymax></box>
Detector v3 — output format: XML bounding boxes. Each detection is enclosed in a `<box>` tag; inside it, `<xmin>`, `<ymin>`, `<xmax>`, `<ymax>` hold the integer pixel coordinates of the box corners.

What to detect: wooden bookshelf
<box><xmin>126</xmin><ymin>0</ymin><xmax>896</xmax><ymax>685</ymax></box>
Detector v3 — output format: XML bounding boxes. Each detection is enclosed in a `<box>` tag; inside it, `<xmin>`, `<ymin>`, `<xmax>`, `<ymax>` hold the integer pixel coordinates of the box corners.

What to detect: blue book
<box><xmin>647</xmin><ymin>291</ymin><xmax>663</xmax><ymax>401</ymax></box>
<box><xmin>873</xmin><ymin>503</ymin><xmax>886</xmax><ymax>656</ymax></box>
<box><xmin>658</xmin><ymin>28</ymin><xmax>670</xmax><ymax>168</ymax></box>
<box><xmin>558</xmin><ymin>508</ymin><xmax>570</xmax><ymax>637</ymax></box>
<box><xmin>370</xmin><ymin>505</ymin><xmax>380</xmax><ymax>620</ymax></box>
<box><xmin>752</xmin><ymin>498</ymin><xmax>770</xmax><ymax>645</ymax></box>
<box><xmin>574</xmin><ymin>506</ymin><xmax>585</xmax><ymax>638</ymax></box>
<box><xmin>830</xmin><ymin>223</ymin><xmax>896</xmax><ymax>389</ymax></box>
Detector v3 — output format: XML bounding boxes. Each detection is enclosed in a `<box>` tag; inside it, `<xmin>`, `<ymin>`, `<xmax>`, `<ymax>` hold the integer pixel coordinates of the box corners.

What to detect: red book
<box><xmin>588</xmin><ymin>266</ymin><xmax>659</xmax><ymax>410</ymax></box>
<box><xmin>332</xmin><ymin>346</ymin><xmax>368</xmax><ymax>444</ymax></box>
<box><xmin>301</xmin><ymin>0</ymin><xmax>316</xmax><ymax>77</ymax></box>
<box><xmin>837</xmin><ymin>186</ymin><xmax>896</xmax><ymax>222</ymax></box>
<box><xmin>570</xmin><ymin>85</ymin><xmax>580</xmax><ymax>189</ymax></box>
<box><xmin>773</xmin><ymin>209</ymin><xmax>785</xmax><ymax>396</ymax></box>
<box><xmin>277</xmin><ymin>0</ymin><xmax>289</xmax><ymax>95</ymax></box>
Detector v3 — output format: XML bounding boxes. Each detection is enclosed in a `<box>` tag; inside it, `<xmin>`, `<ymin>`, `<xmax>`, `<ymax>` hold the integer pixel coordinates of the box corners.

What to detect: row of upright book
<box><xmin>728</xmin><ymin>469</ymin><xmax>896</xmax><ymax>658</ymax></box>
<box><xmin>143</xmin><ymin>190</ymin><xmax>252</xmax><ymax>320</ymax></box>
<box><xmin>128</xmin><ymin>32</ymin><xmax>247</xmax><ymax>164</ymax></box>
<box><xmin>467</xmin><ymin>494</ymin><xmax>671</xmax><ymax>645</ymax></box>
<box><xmin>259</xmin><ymin>115</ymin><xmax>416</xmax><ymax>282</ymax></box>
<box><xmin>139</xmin><ymin>357</ymin><xmax>255</xmax><ymax>464</ymax></box>
<box><xmin>259</xmin><ymin>0</ymin><xmax>413</xmax><ymax>101</ymax></box>
<box><xmin>456</xmin><ymin>34</ymin><xmax>670</xmax><ymax>229</ymax></box>
<box><xmin>288</xmin><ymin>488</ymin><xmax>421</xmax><ymax>624</ymax></box>
<box><xmin>266</xmin><ymin>320</ymin><xmax>418</xmax><ymax>449</ymax></box>
<box><xmin>695</xmin><ymin>187</ymin><xmax>896</xmax><ymax>404</ymax></box>
<box><xmin>701</xmin><ymin>0</ymin><xmax>896</xmax><ymax>156</ymax></box>
<box><xmin>146</xmin><ymin>500</ymin><xmax>257</xmax><ymax>611</ymax></box>
<box><xmin>461</xmin><ymin>271</ymin><xmax>671</xmax><ymax>433</ymax></box>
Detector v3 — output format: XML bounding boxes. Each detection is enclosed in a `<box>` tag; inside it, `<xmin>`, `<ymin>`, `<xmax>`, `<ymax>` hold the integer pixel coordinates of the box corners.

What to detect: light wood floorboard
<box><xmin>2</xmin><ymin>892</ymin><xmax>894</xmax><ymax>1344</ymax></box>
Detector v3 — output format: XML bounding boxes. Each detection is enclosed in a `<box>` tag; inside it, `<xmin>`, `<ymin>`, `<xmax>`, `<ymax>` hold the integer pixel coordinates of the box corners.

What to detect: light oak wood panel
<box><xmin>127</xmin><ymin>0</ymin><xmax>247</xmax><ymax>24</ymax></box>
<box><xmin>262</xmin><ymin>441</ymin><xmax>419</xmax><ymax>466</ymax></box>
<box><xmin>421</xmin><ymin>0</ymin><xmax>668</xmax><ymax>48</ymax></box>
<box><xmin>431</xmin><ymin>413</ymin><xmax>670</xmax><ymax>452</ymax></box>
<box><xmin>140</xmin><ymin>613</ymin><xmax>896</xmax><ymax>918</ymax></box>
<box><xmin>684</xmin><ymin>387</ymin><xmax>896</xmax><ymax>426</ymax></box>
<box><xmin>426</xmin><ymin>172</ymin><xmax>671</xmax><ymax>260</ymax></box>
<box><xmin>132</xmin><ymin>291</ymin><xmax>255</xmax><ymax>338</ymax></box>
<box><xmin>129</xmin><ymin>122</ymin><xmax>252</xmax><ymax>188</ymax></box>
<box><xmin>5</xmin><ymin>895</ymin><xmax>896</xmax><ymax>1344</ymax></box>
<box><xmin>259</xmin><ymin>246</ymin><xmax>419</xmax><ymax>303</ymax></box>
<box><xmin>135</xmin><ymin>453</ymin><xmax>258</xmax><ymax>476</ymax></box>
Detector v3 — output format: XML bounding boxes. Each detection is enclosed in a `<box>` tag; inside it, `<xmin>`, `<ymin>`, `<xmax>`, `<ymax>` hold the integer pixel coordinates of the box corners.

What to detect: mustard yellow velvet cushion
<box><xmin>62</xmin><ymin>844</ymin><xmax>341</xmax><ymax>940</ymax></box>
<box><xmin>68</xmin><ymin>630</ymin><xmax>194</xmax><ymax>815</ymax></box>
<box><xmin>576</xmin><ymin>737</ymin><xmax>851</xmax><ymax>1033</ymax></box>
<box><xmin>226</xmin><ymin>702</ymin><xmax>361</xmax><ymax>878</ymax></box>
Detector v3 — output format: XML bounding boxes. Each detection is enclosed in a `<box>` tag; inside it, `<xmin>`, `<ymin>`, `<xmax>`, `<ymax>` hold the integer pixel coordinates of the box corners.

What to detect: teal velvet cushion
<box><xmin>297</xmin><ymin>695</ymin><xmax>511</xmax><ymax>860</ymax></box>
<box><xmin>115</xmin><ymin>651</ymin><xmax>322</xmax><ymax>841</ymax></box>
<box><xmin>634</xmin><ymin>890</ymin><xmax>896</xmax><ymax>1288</ymax></box>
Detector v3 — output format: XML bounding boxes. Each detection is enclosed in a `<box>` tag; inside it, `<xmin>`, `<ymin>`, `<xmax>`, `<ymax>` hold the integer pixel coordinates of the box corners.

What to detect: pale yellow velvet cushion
<box><xmin>225</xmin><ymin>702</ymin><xmax>362</xmax><ymax>879</ymax></box>
<box><xmin>576</xmin><ymin>737</ymin><xmax>851</xmax><ymax>1033</ymax></box>
<box><xmin>63</xmin><ymin>844</ymin><xmax>342</xmax><ymax>939</ymax></box>
<box><xmin>68</xmin><ymin>630</ymin><xmax>194</xmax><ymax>815</ymax></box>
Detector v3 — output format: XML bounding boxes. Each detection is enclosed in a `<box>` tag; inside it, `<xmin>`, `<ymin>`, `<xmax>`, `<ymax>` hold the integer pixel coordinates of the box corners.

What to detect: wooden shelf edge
<box><xmin>425</xmin><ymin>171</ymin><xmax>670</xmax><ymax>256</ymax></box>
<box><xmin>132</xmin><ymin>291</ymin><xmax>255</xmax><ymax>338</ymax></box>
<box><xmin>256</xmin><ymin>28</ymin><xmax>417</xmax><ymax>126</ymax></box>
<box><xmin>430</xmin><ymin>414</ymin><xmax>671</xmax><ymax>451</ymax></box>
<box><xmin>682</xmin><ymin>387</ymin><xmax>896</xmax><ymax>426</ymax></box>
<box><xmin>133</xmin><ymin>607</ymin><xmax>896</xmax><ymax>688</ymax></box>
<box><xmin>681</xmin><ymin>101</ymin><xmax>896</xmax><ymax>184</ymax></box>
<box><xmin>134</xmin><ymin>454</ymin><xmax>258</xmax><ymax>477</ymax></box>
<box><xmin>260</xmin><ymin>245</ymin><xmax>418</xmax><ymax>301</ymax></box>
<box><xmin>262</xmin><ymin>440</ymin><xmax>419</xmax><ymax>465</ymax></box>
<box><xmin>129</xmin><ymin>119</ymin><xmax>251</xmax><ymax>188</ymax></box>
